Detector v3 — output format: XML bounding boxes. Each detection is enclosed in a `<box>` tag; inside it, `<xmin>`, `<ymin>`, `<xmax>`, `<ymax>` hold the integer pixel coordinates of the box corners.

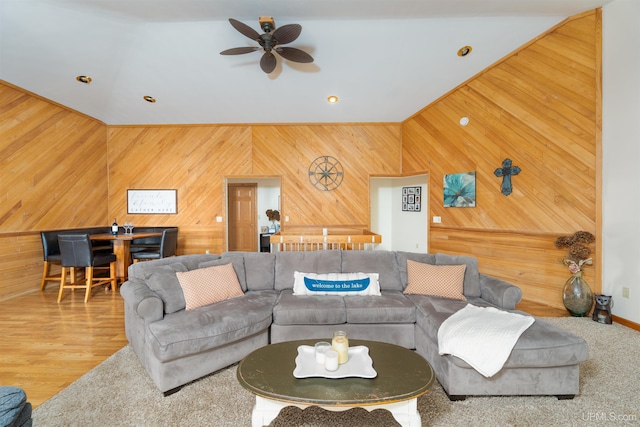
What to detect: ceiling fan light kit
<box><xmin>220</xmin><ymin>17</ymin><xmax>314</xmax><ymax>74</ymax></box>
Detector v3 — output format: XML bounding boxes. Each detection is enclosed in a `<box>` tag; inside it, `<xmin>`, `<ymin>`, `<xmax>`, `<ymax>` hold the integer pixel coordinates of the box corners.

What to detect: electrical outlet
<box><xmin>622</xmin><ymin>287</ymin><xmax>630</xmax><ymax>298</ymax></box>
<box><xmin>216</xmin><ymin>216</ymin><xmax>223</xmax><ymax>222</ymax></box>
<box><xmin>432</xmin><ymin>216</ymin><xmax>441</xmax><ymax>223</ymax></box>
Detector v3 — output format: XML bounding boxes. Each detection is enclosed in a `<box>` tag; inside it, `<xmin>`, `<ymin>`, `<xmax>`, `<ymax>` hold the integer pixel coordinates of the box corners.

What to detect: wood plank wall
<box><xmin>0</xmin><ymin>83</ymin><xmax>108</xmax><ymax>300</ymax></box>
<box><xmin>402</xmin><ymin>11</ymin><xmax>601</xmax><ymax>308</ymax></box>
<box><xmin>0</xmin><ymin>11</ymin><xmax>602</xmax><ymax>309</ymax></box>
<box><xmin>106</xmin><ymin>124</ymin><xmax>402</xmax><ymax>255</ymax></box>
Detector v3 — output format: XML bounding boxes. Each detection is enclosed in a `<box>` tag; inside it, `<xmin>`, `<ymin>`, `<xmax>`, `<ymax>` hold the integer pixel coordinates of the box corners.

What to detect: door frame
<box><xmin>224</xmin><ymin>176</ymin><xmax>282</xmax><ymax>252</ymax></box>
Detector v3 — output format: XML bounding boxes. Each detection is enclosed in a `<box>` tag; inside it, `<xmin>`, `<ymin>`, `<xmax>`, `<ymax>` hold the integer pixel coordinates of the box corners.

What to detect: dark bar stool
<box><xmin>132</xmin><ymin>228</ymin><xmax>178</xmax><ymax>263</ymax></box>
<box><xmin>57</xmin><ymin>234</ymin><xmax>117</xmax><ymax>303</ymax></box>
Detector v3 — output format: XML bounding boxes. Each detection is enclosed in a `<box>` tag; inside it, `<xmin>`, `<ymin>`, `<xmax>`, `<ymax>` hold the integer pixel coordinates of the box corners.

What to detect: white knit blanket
<box><xmin>437</xmin><ymin>304</ymin><xmax>535</xmax><ymax>377</ymax></box>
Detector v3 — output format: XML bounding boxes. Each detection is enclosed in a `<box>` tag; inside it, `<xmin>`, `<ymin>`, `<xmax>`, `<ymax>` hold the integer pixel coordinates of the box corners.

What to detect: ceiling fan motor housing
<box><xmin>259</xmin><ymin>16</ymin><xmax>275</xmax><ymax>32</ymax></box>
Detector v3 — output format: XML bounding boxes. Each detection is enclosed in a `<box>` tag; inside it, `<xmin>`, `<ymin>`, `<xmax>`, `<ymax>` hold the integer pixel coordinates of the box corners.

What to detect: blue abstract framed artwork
<box><xmin>444</xmin><ymin>172</ymin><xmax>476</xmax><ymax>208</ymax></box>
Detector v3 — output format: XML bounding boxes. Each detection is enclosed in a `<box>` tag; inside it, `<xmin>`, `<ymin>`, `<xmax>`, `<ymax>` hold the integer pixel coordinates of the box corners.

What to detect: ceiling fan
<box><xmin>220</xmin><ymin>17</ymin><xmax>314</xmax><ymax>74</ymax></box>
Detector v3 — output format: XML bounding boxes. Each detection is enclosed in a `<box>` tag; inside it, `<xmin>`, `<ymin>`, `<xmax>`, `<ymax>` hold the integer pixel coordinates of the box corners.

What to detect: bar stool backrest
<box><xmin>58</xmin><ymin>234</ymin><xmax>94</xmax><ymax>268</ymax></box>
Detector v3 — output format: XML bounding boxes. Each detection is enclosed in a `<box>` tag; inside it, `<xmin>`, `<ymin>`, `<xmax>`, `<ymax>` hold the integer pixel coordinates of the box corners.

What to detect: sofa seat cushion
<box><xmin>344</xmin><ymin>291</ymin><xmax>416</xmax><ymax>324</ymax></box>
<box><xmin>147</xmin><ymin>290</ymin><xmax>277</xmax><ymax>362</ymax></box>
<box><xmin>275</xmin><ymin>251</ymin><xmax>342</xmax><ymax>291</ymax></box>
<box><xmin>408</xmin><ymin>294</ymin><xmax>588</xmax><ymax>369</ymax></box>
<box><xmin>273</xmin><ymin>290</ymin><xmax>346</xmax><ymax>325</ymax></box>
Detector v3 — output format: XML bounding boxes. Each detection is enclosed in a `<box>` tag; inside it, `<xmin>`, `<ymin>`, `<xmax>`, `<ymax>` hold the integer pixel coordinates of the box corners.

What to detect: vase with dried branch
<box><xmin>266</xmin><ymin>209</ymin><xmax>280</xmax><ymax>232</ymax></box>
<box><xmin>554</xmin><ymin>231</ymin><xmax>595</xmax><ymax>317</ymax></box>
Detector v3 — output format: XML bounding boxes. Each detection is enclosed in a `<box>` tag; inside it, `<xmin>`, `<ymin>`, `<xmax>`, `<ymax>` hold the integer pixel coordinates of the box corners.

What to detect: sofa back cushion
<box><xmin>274</xmin><ymin>251</ymin><xmax>342</xmax><ymax>291</ymax></box>
<box><xmin>222</xmin><ymin>252</ymin><xmax>275</xmax><ymax>291</ymax></box>
<box><xmin>340</xmin><ymin>251</ymin><xmax>403</xmax><ymax>291</ymax></box>
<box><xmin>128</xmin><ymin>254</ymin><xmax>220</xmax><ymax>282</ymax></box>
<box><xmin>145</xmin><ymin>263</ymin><xmax>189</xmax><ymax>314</ymax></box>
<box><xmin>435</xmin><ymin>253</ymin><xmax>481</xmax><ymax>297</ymax></box>
<box><xmin>199</xmin><ymin>257</ymin><xmax>247</xmax><ymax>291</ymax></box>
<box><xmin>396</xmin><ymin>252</ymin><xmax>436</xmax><ymax>289</ymax></box>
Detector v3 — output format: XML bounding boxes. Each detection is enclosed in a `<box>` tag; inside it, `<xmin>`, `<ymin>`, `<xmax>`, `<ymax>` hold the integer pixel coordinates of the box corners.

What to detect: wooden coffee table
<box><xmin>237</xmin><ymin>339</ymin><xmax>435</xmax><ymax>427</ymax></box>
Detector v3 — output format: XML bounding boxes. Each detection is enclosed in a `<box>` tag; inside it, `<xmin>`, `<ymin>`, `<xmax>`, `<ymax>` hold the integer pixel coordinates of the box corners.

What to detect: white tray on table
<box><xmin>293</xmin><ymin>345</ymin><xmax>377</xmax><ymax>379</ymax></box>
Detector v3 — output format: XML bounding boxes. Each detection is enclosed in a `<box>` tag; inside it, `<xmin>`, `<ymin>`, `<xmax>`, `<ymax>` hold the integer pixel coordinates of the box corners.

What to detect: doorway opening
<box><xmin>370</xmin><ymin>174</ymin><xmax>428</xmax><ymax>252</ymax></box>
<box><xmin>226</xmin><ymin>177</ymin><xmax>281</xmax><ymax>252</ymax></box>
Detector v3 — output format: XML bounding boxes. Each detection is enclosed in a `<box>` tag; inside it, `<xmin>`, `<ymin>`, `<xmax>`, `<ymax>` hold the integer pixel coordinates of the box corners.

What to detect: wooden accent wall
<box><xmin>106</xmin><ymin>124</ymin><xmax>402</xmax><ymax>255</ymax></box>
<box><xmin>0</xmin><ymin>11</ymin><xmax>602</xmax><ymax>309</ymax></box>
<box><xmin>0</xmin><ymin>82</ymin><xmax>108</xmax><ymax>300</ymax></box>
<box><xmin>402</xmin><ymin>11</ymin><xmax>601</xmax><ymax>308</ymax></box>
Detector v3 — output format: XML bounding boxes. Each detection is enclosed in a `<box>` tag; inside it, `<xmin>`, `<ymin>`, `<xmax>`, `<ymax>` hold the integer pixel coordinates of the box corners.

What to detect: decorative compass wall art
<box><xmin>308</xmin><ymin>156</ymin><xmax>344</xmax><ymax>191</ymax></box>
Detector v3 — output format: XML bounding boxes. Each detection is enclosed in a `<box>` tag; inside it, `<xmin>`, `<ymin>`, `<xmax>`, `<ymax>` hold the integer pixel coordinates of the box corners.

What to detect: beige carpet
<box><xmin>33</xmin><ymin>318</ymin><xmax>640</xmax><ymax>426</ymax></box>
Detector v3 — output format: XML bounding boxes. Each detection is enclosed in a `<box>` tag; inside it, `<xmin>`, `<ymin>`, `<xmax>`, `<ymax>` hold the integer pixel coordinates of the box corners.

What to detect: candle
<box><xmin>324</xmin><ymin>350</ymin><xmax>339</xmax><ymax>371</ymax></box>
<box><xmin>314</xmin><ymin>341</ymin><xmax>331</xmax><ymax>364</ymax></box>
<box><xmin>332</xmin><ymin>330</ymin><xmax>349</xmax><ymax>364</ymax></box>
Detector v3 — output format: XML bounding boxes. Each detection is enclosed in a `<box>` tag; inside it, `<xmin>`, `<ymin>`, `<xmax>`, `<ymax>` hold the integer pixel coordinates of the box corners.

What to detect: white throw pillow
<box><xmin>293</xmin><ymin>272</ymin><xmax>381</xmax><ymax>296</ymax></box>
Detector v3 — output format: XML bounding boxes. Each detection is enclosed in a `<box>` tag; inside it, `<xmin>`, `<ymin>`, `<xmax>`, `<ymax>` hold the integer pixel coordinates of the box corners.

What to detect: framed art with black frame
<box><xmin>402</xmin><ymin>186</ymin><xmax>421</xmax><ymax>212</ymax></box>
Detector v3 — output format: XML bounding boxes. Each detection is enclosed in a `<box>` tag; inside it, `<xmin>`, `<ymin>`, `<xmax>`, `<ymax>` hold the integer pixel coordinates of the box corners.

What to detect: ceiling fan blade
<box><xmin>228</xmin><ymin>18</ymin><xmax>260</xmax><ymax>41</ymax></box>
<box><xmin>260</xmin><ymin>51</ymin><xmax>277</xmax><ymax>74</ymax></box>
<box><xmin>220</xmin><ymin>47</ymin><xmax>259</xmax><ymax>55</ymax></box>
<box><xmin>276</xmin><ymin>47</ymin><xmax>314</xmax><ymax>63</ymax></box>
<box><xmin>272</xmin><ymin>24</ymin><xmax>302</xmax><ymax>45</ymax></box>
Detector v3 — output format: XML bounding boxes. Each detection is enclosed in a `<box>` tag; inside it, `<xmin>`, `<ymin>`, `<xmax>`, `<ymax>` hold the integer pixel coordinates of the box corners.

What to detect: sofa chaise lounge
<box><xmin>120</xmin><ymin>250</ymin><xmax>588</xmax><ymax>400</ymax></box>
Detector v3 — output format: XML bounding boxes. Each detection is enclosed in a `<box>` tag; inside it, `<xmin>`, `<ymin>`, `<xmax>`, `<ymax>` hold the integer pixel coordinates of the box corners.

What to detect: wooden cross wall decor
<box><xmin>493</xmin><ymin>158</ymin><xmax>521</xmax><ymax>196</ymax></box>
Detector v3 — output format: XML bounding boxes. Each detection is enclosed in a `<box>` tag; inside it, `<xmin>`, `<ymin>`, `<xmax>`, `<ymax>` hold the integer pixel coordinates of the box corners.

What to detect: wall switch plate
<box><xmin>285</xmin><ymin>216</ymin><xmax>289</xmax><ymax>222</ymax></box>
<box><xmin>216</xmin><ymin>216</ymin><xmax>223</xmax><ymax>222</ymax></box>
<box><xmin>622</xmin><ymin>287</ymin><xmax>630</xmax><ymax>298</ymax></box>
<box><xmin>433</xmin><ymin>216</ymin><xmax>442</xmax><ymax>223</ymax></box>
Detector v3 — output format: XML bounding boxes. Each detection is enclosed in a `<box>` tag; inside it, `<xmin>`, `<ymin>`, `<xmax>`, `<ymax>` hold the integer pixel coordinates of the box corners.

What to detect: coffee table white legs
<box><xmin>252</xmin><ymin>395</ymin><xmax>421</xmax><ymax>427</ymax></box>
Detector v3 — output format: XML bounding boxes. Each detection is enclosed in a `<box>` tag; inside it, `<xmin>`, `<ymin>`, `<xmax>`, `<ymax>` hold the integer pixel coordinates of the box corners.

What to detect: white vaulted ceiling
<box><xmin>0</xmin><ymin>0</ymin><xmax>612</xmax><ymax>125</ymax></box>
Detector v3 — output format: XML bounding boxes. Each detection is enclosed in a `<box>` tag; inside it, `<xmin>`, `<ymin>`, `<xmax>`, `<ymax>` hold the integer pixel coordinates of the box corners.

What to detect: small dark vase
<box><xmin>562</xmin><ymin>272</ymin><xmax>593</xmax><ymax>317</ymax></box>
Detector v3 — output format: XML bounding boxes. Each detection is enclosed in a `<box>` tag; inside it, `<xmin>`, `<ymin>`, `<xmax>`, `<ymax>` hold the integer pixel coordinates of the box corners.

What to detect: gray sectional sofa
<box><xmin>120</xmin><ymin>250</ymin><xmax>588</xmax><ymax>400</ymax></box>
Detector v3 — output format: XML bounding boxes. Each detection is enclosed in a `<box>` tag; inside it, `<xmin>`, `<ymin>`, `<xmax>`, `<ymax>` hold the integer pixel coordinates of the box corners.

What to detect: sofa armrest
<box><xmin>120</xmin><ymin>280</ymin><xmax>164</xmax><ymax>322</ymax></box>
<box><xmin>479</xmin><ymin>274</ymin><xmax>522</xmax><ymax>310</ymax></box>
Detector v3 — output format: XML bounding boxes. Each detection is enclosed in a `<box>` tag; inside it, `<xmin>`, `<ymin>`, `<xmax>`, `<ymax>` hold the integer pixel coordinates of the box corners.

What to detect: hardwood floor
<box><xmin>0</xmin><ymin>286</ymin><xmax>566</xmax><ymax>409</ymax></box>
<box><xmin>0</xmin><ymin>286</ymin><xmax>127</xmax><ymax>408</ymax></box>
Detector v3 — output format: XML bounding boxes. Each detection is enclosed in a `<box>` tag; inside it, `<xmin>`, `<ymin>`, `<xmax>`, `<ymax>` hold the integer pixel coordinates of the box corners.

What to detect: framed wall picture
<box><xmin>443</xmin><ymin>172</ymin><xmax>476</xmax><ymax>207</ymax></box>
<box><xmin>127</xmin><ymin>189</ymin><xmax>177</xmax><ymax>214</ymax></box>
<box><xmin>402</xmin><ymin>186</ymin><xmax>421</xmax><ymax>211</ymax></box>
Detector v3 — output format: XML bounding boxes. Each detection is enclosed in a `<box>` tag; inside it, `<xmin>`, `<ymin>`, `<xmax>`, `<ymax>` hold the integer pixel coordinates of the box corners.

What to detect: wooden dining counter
<box><xmin>91</xmin><ymin>232</ymin><xmax>162</xmax><ymax>281</ymax></box>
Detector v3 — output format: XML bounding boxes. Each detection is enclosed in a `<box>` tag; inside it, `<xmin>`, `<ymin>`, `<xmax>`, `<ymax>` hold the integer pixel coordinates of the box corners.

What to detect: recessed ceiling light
<box><xmin>143</xmin><ymin>96</ymin><xmax>156</xmax><ymax>103</ymax></box>
<box><xmin>75</xmin><ymin>75</ymin><xmax>92</xmax><ymax>84</ymax></box>
<box><xmin>459</xmin><ymin>117</ymin><xmax>470</xmax><ymax>126</ymax></box>
<box><xmin>327</xmin><ymin>95</ymin><xmax>339</xmax><ymax>104</ymax></box>
<box><xmin>457</xmin><ymin>46</ymin><xmax>472</xmax><ymax>57</ymax></box>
